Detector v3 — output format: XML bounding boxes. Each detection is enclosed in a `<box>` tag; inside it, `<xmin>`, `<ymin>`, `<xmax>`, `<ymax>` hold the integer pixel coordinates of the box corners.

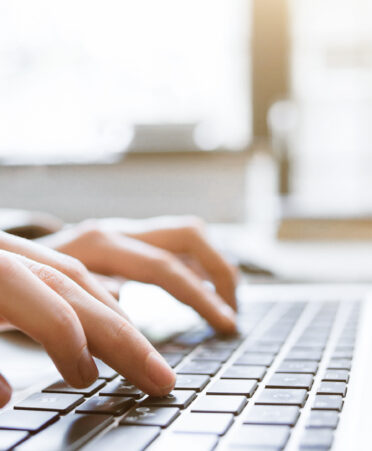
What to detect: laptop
<box><xmin>0</xmin><ymin>281</ymin><xmax>371</xmax><ymax>450</ymax></box>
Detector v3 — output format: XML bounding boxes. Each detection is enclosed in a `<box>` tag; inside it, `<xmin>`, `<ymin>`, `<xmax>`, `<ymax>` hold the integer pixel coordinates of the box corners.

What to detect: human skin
<box><xmin>0</xmin><ymin>216</ymin><xmax>237</xmax><ymax>407</ymax></box>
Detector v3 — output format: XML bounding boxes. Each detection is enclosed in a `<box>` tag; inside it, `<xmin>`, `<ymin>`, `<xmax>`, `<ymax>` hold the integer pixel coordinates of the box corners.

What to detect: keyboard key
<box><xmin>0</xmin><ymin>410</ymin><xmax>58</xmax><ymax>432</ymax></box>
<box><xmin>43</xmin><ymin>379</ymin><xmax>105</xmax><ymax>396</ymax></box>
<box><xmin>337</xmin><ymin>338</ymin><xmax>355</xmax><ymax>347</ymax></box>
<box><xmin>277</xmin><ymin>360</ymin><xmax>318</xmax><ymax>374</ymax></box>
<box><xmin>312</xmin><ymin>395</ymin><xmax>343</xmax><ymax>411</ymax></box>
<box><xmin>317</xmin><ymin>382</ymin><xmax>347</xmax><ymax>396</ymax></box>
<box><xmin>334</xmin><ymin>345</ymin><xmax>354</xmax><ymax>353</ymax></box>
<box><xmin>244</xmin><ymin>342</ymin><xmax>282</xmax><ymax>354</ymax></box>
<box><xmin>193</xmin><ymin>348</ymin><xmax>232</xmax><ymax>362</ymax></box>
<box><xmin>17</xmin><ymin>414</ymin><xmax>113</xmax><ymax>451</ymax></box>
<box><xmin>295</xmin><ymin>339</ymin><xmax>327</xmax><ymax>348</ymax></box>
<box><xmin>0</xmin><ymin>430</ymin><xmax>28</xmax><ymax>449</ymax></box>
<box><xmin>322</xmin><ymin>370</ymin><xmax>349</xmax><ymax>383</ymax></box>
<box><xmin>191</xmin><ymin>395</ymin><xmax>247</xmax><ymax>415</ymax></box>
<box><xmin>300</xmin><ymin>428</ymin><xmax>333</xmax><ymax>449</ymax></box>
<box><xmin>177</xmin><ymin>361</ymin><xmax>221</xmax><ymax>376</ymax></box>
<box><xmin>266</xmin><ymin>373</ymin><xmax>313</xmax><ymax>390</ymax></box>
<box><xmin>221</xmin><ymin>365</ymin><xmax>266</xmax><ymax>381</ymax></box>
<box><xmin>230</xmin><ymin>425</ymin><xmax>290</xmax><ymax>449</ymax></box>
<box><xmin>162</xmin><ymin>353</ymin><xmax>184</xmax><ymax>368</ymax></box>
<box><xmin>307</xmin><ymin>411</ymin><xmax>339</xmax><ymax>429</ymax></box>
<box><xmin>327</xmin><ymin>359</ymin><xmax>352</xmax><ymax>370</ymax></box>
<box><xmin>256</xmin><ymin>389</ymin><xmax>308</xmax><ymax>407</ymax></box>
<box><xmin>75</xmin><ymin>396</ymin><xmax>135</xmax><ymax>415</ymax></box>
<box><xmin>174</xmin><ymin>328</ymin><xmax>215</xmax><ymax>346</ymax></box>
<box><xmin>174</xmin><ymin>375</ymin><xmax>210</xmax><ymax>391</ymax></box>
<box><xmin>244</xmin><ymin>405</ymin><xmax>300</xmax><ymax>426</ymax></box>
<box><xmin>207</xmin><ymin>379</ymin><xmax>257</xmax><ymax>397</ymax></box>
<box><xmin>173</xmin><ymin>412</ymin><xmax>233</xmax><ymax>435</ymax></box>
<box><xmin>286</xmin><ymin>350</ymin><xmax>323</xmax><ymax>361</ymax></box>
<box><xmin>207</xmin><ymin>336</ymin><xmax>243</xmax><ymax>349</ymax></box>
<box><xmin>259</xmin><ymin>333</ymin><xmax>287</xmax><ymax>343</ymax></box>
<box><xmin>99</xmin><ymin>380</ymin><xmax>144</xmax><ymax>398</ymax></box>
<box><xmin>120</xmin><ymin>406</ymin><xmax>179</xmax><ymax>427</ymax></box>
<box><xmin>331</xmin><ymin>350</ymin><xmax>353</xmax><ymax>359</ymax></box>
<box><xmin>14</xmin><ymin>392</ymin><xmax>84</xmax><ymax>414</ymax></box>
<box><xmin>94</xmin><ymin>359</ymin><xmax>118</xmax><ymax>381</ymax></box>
<box><xmin>157</xmin><ymin>343</ymin><xmax>192</xmax><ymax>355</ymax></box>
<box><xmin>93</xmin><ymin>425</ymin><xmax>160</xmax><ymax>451</ymax></box>
<box><xmin>235</xmin><ymin>353</ymin><xmax>274</xmax><ymax>366</ymax></box>
<box><xmin>142</xmin><ymin>390</ymin><xmax>196</xmax><ymax>408</ymax></box>
<box><xmin>151</xmin><ymin>432</ymin><xmax>218</xmax><ymax>451</ymax></box>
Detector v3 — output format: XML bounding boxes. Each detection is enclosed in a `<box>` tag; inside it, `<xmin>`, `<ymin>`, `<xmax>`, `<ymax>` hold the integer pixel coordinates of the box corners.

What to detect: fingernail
<box><xmin>146</xmin><ymin>352</ymin><xmax>176</xmax><ymax>390</ymax></box>
<box><xmin>78</xmin><ymin>347</ymin><xmax>98</xmax><ymax>386</ymax></box>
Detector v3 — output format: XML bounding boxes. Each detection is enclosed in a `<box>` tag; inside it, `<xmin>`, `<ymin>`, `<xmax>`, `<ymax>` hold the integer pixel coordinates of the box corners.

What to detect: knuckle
<box><xmin>111</xmin><ymin>320</ymin><xmax>131</xmax><ymax>352</ymax></box>
<box><xmin>76</xmin><ymin>220</ymin><xmax>107</xmax><ymax>242</ymax></box>
<box><xmin>54</xmin><ymin>306</ymin><xmax>78</xmax><ymax>332</ymax></box>
<box><xmin>44</xmin><ymin>305</ymin><xmax>79</xmax><ymax>345</ymax></box>
<box><xmin>181</xmin><ymin>217</ymin><xmax>206</xmax><ymax>241</ymax></box>
<box><xmin>142</xmin><ymin>251</ymin><xmax>176</xmax><ymax>284</ymax></box>
<box><xmin>35</xmin><ymin>264</ymin><xmax>66</xmax><ymax>292</ymax></box>
<box><xmin>151</xmin><ymin>251</ymin><xmax>176</xmax><ymax>272</ymax></box>
<box><xmin>60</xmin><ymin>257</ymin><xmax>88</xmax><ymax>283</ymax></box>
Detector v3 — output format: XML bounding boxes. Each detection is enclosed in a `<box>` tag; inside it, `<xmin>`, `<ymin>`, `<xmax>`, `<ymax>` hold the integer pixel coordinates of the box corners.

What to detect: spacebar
<box><xmin>16</xmin><ymin>414</ymin><xmax>113</xmax><ymax>451</ymax></box>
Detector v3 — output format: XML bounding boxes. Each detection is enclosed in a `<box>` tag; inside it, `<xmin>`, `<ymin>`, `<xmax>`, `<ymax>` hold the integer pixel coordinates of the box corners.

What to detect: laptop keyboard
<box><xmin>0</xmin><ymin>299</ymin><xmax>361</xmax><ymax>450</ymax></box>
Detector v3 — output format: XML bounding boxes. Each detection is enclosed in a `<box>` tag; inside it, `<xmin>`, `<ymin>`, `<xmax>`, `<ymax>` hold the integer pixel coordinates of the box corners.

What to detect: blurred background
<box><xmin>1</xmin><ymin>0</ymin><xmax>372</xmax><ymax>228</ymax></box>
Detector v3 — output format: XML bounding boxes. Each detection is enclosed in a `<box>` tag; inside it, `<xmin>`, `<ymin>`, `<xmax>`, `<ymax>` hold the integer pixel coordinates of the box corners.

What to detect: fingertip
<box><xmin>216</xmin><ymin>303</ymin><xmax>238</xmax><ymax>334</ymax></box>
<box><xmin>145</xmin><ymin>351</ymin><xmax>176</xmax><ymax>395</ymax></box>
<box><xmin>77</xmin><ymin>347</ymin><xmax>98</xmax><ymax>387</ymax></box>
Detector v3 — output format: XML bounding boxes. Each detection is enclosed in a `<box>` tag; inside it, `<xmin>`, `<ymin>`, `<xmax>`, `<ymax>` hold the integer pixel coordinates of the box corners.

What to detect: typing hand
<box><xmin>39</xmin><ymin>216</ymin><xmax>238</xmax><ymax>333</ymax></box>
<box><xmin>0</xmin><ymin>232</ymin><xmax>176</xmax><ymax>407</ymax></box>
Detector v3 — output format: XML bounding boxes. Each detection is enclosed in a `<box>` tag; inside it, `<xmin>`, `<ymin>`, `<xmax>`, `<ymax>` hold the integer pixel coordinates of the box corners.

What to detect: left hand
<box><xmin>38</xmin><ymin>216</ymin><xmax>238</xmax><ymax>333</ymax></box>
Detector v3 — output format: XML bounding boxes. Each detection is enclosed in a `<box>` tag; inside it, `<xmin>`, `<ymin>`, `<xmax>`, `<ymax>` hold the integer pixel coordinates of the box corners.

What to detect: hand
<box><xmin>39</xmin><ymin>216</ymin><xmax>238</xmax><ymax>333</ymax></box>
<box><xmin>0</xmin><ymin>232</ymin><xmax>176</xmax><ymax>407</ymax></box>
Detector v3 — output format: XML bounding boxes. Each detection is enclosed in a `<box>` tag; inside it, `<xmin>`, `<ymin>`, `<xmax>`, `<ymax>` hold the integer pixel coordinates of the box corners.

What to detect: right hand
<box><xmin>0</xmin><ymin>232</ymin><xmax>177</xmax><ymax>408</ymax></box>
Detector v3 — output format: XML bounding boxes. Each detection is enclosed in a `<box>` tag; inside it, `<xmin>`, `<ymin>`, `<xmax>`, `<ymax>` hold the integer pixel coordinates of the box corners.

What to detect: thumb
<box><xmin>0</xmin><ymin>373</ymin><xmax>12</xmax><ymax>407</ymax></box>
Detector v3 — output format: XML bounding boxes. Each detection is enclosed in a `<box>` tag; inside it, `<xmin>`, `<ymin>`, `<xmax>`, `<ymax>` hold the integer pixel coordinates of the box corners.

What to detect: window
<box><xmin>291</xmin><ymin>0</ymin><xmax>372</xmax><ymax>206</ymax></box>
<box><xmin>0</xmin><ymin>0</ymin><xmax>251</xmax><ymax>163</ymax></box>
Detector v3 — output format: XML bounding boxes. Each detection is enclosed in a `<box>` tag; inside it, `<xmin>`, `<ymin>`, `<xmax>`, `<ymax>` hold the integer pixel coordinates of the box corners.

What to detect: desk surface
<box><xmin>211</xmin><ymin>223</ymin><xmax>372</xmax><ymax>283</ymax></box>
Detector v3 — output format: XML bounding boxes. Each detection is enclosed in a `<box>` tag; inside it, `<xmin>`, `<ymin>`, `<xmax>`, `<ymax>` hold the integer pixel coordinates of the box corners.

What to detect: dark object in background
<box><xmin>0</xmin><ymin>209</ymin><xmax>63</xmax><ymax>239</ymax></box>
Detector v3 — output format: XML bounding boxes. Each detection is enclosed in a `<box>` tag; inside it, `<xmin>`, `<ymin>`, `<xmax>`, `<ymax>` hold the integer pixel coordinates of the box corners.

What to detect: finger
<box><xmin>0</xmin><ymin>315</ymin><xmax>17</xmax><ymax>332</ymax></box>
<box><xmin>20</xmin><ymin>255</ymin><xmax>176</xmax><ymax>396</ymax></box>
<box><xmin>128</xmin><ymin>225</ymin><xmax>238</xmax><ymax>310</ymax></box>
<box><xmin>98</xmin><ymin>217</ymin><xmax>238</xmax><ymax>310</ymax></box>
<box><xmin>0</xmin><ymin>231</ymin><xmax>128</xmax><ymax>321</ymax></box>
<box><xmin>83</xmin><ymin>233</ymin><xmax>236</xmax><ymax>333</ymax></box>
<box><xmin>91</xmin><ymin>273</ymin><xmax>123</xmax><ymax>300</ymax></box>
<box><xmin>0</xmin><ymin>251</ymin><xmax>98</xmax><ymax>388</ymax></box>
<box><xmin>0</xmin><ymin>373</ymin><xmax>12</xmax><ymax>408</ymax></box>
